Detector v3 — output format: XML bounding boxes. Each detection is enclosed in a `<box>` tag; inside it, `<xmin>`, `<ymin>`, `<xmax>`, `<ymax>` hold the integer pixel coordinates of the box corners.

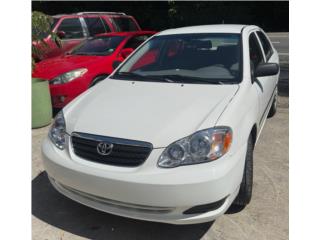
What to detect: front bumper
<box><xmin>42</xmin><ymin>136</ymin><xmax>247</xmax><ymax>224</ymax></box>
<box><xmin>49</xmin><ymin>78</ymin><xmax>88</xmax><ymax>108</ymax></box>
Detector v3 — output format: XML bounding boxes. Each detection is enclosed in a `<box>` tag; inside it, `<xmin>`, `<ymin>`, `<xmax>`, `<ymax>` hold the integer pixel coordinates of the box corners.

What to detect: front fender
<box><xmin>215</xmin><ymin>83</ymin><xmax>259</xmax><ymax>155</ymax></box>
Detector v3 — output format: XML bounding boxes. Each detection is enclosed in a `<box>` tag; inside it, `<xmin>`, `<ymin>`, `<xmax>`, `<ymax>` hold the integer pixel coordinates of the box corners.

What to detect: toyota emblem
<box><xmin>97</xmin><ymin>142</ymin><xmax>113</xmax><ymax>156</ymax></box>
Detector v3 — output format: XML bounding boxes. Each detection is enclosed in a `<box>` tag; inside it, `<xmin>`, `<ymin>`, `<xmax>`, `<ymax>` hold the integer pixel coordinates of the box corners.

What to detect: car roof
<box><xmin>52</xmin><ymin>13</ymin><xmax>133</xmax><ymax>18</ymax></box>
<box><xmin>95</xmin><ymin>31</ymin><xmax>157</xmax><ymax>38</ymax></box>
<box><xmin>157</xmin><ymin>24</ymin><xmax>251</xmax><ymax>36</ymax></box>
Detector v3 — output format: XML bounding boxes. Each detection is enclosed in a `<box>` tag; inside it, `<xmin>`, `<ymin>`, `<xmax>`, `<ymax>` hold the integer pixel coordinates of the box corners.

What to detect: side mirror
<box><xmin>120</xmin><ymin>48</ymin><xmax>134</xmax><ymax>59</ymax></box>
<box><xmin>57</xmin><ymin>31</ymin><xmax>66</xmax><ymax>39</ymax></box>
<box><xmin>112</xmin><ymin>60</ymin><xmax>122</xmax><ymax>70</ymax></box>
<box><xmin>255</xmin><ymin>63</ymin><xmax>279</xmax><ymax>77</ymax></box>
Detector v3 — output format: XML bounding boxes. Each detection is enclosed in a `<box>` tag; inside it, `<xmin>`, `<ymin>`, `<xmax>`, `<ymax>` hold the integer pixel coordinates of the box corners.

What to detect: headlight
<box><xmin>158</xmin><ymin>127</ymin><xmax>232</xmax><ymax>168</ymax></box>
<box><xmin>49</xmin><ymin>111</ymin><xmax>67</xmax><ymax>150</ymax></box>
<box><xmin>50</xmin><ymin>68</ymin><xmax>87</xmax><ymax>85</ymax></box>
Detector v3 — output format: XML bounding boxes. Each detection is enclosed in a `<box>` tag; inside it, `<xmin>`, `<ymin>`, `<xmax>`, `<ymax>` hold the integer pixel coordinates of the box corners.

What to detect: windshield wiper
<box><xmin>113</xmin><ymin>72</ymin><xmax>174</xmax><ymax>83</ymax></box>
<box><xmin>146</xmin><ymin>74</ymin><xmax>224</xmax><ymax>85</ymax></box>
<box><xmin>114</xmin><ymin>72</ymin><xmax>146</xmax><ymax>80</ymax></box>
<box><xmin>113</xmin><ymin>72</ymin><xmax>235</xmax><ymax>84</ymax></box>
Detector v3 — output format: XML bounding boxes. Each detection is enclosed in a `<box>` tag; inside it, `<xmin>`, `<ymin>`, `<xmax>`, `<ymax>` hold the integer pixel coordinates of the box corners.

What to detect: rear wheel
<box><xmin>232</xmin><ymin>135</ymin><xmax>254</xmax><ymax>207</ymax></box>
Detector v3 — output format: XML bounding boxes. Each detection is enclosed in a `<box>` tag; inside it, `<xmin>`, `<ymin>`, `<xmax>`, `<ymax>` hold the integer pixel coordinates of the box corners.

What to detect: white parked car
<box><xmin>42</xmin><ymin>24</ymin><xmax>279</xmax><ymax>225</ymax></box>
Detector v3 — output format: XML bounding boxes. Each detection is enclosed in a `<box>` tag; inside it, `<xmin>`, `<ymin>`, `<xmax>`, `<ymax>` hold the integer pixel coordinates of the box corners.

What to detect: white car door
<box><xmin>255</xmin><ymin>30</ymin><xmax>279</xmax><ymax>124</ymax></box>
<box><xmin>248</xmin><ymin>31</ymin><xmax>277</xmax><ymax>130</ymax></box>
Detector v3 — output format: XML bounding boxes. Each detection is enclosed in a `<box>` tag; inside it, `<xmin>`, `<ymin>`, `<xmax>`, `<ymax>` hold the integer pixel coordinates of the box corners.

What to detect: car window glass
<box><xmin>57</xmin><ymin>18</ymin><xmax>84</xmax><ymax>39</ymax></box>
<box><xmin>71</xmin><ymin>36</ymin><xmax>125</xmax><ymax>56</ymax></box>
<box><xmin>84</xmin><ymin>17</ymin><xmax>108</xmax><ymax>36</ymax></box>
<box><xmin>256</xmin><ymin>31</ymin><xmax>273</xmax><ymax>60</ymax></box>
<box><xmin>51</xmin><ymin>18</ymin><xmax>59</xmax><ymax>30</ymax></box>
<box><xmin>130</xmin><ymin>40</ymin><xmax>162</xmax><ymax>71</ymax></box>
<box><xmin>249</xmin><ymin>33</ymin><xmax>264</xmax><ymax>69</ymax></box>
<box><xmin>101</xmin><ymin>19</ymin><xmax>112</xmax><ymax>33</ymax></box>
<box><xmin>117</xmin><ymin>33</ymin><xmax>242</xmax><ymax>84</ymax></box>
<box><xmin>111</xmin><ymin>17</ymin><xmax>139</xmax><ymax>31</ymax></box>
<box><xmin>124</xmin><ymin>35</ymin><xmax>152</xmax><ymax>49</ymax></box>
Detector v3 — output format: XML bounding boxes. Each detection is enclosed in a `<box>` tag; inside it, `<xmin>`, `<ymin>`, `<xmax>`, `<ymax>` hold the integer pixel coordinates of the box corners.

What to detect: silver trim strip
<box><xmin>75</xmin><ymin>12</ymin><xmax>126</xmax><ymax>16</ymax></box>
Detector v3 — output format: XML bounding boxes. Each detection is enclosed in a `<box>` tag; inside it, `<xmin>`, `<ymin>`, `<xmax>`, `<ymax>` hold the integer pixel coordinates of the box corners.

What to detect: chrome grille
<box><xmin>71</xmin><ymin>132</ymin><xmax>153</xmax><ymax>167</ymax></box>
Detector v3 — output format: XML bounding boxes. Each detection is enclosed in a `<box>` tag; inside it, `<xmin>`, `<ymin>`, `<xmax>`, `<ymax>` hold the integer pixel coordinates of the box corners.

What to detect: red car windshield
<box><xmin>71</xmin><ymin>36</ymin><xmax>125</xmax><ymax>56</ymax></box>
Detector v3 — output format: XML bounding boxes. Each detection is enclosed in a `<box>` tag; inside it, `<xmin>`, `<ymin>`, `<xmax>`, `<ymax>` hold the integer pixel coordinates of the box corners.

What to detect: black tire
<box><xmin>89</xmin><ymin>75</ymin><xmax>108</xmax><ymax>88</ymax></box>
<box><xmin>233</xmin><ymin>135</ymin><xmax>254</xmax><ymax>207</ymax></box>
<box><xmin>267</xmin><ymin>89</ymin><xmax>277</xmax><ymax>118</ymax></box>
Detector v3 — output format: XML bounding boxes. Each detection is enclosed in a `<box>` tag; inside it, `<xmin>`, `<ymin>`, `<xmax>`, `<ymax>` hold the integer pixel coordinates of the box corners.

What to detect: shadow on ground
<box><xmin>32</xmin><ymin>172</ymin><xmax>213</xmax><ymax>240</ymax></box>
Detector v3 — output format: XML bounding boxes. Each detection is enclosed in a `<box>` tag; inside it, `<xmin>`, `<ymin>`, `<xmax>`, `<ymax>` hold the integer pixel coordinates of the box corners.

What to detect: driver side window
<box><xmin>249</xmin><ymin>33</ymin><xmax>264</xmax><ymax>71</ymax></box>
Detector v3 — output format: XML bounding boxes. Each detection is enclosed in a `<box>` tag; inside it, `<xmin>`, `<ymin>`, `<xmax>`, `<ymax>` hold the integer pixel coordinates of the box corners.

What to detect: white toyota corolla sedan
<box><xmin>42</xmin><ymin>24</ymin><xmax>279</xmax><ymax>224</ymax></box>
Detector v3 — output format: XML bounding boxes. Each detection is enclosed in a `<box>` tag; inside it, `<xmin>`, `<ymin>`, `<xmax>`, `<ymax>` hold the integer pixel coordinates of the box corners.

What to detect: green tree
<box><xmin>32</xmin><ymin>11</ymin><xmax>60</xmax><ymax>69</ymax></box>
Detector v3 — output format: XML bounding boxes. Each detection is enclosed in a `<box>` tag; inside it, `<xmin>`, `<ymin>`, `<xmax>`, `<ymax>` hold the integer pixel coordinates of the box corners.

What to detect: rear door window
<box><xmin>111</xmin><ymin>17</ymin><xmax>139</xmax><ymax>32</ymax></box>
<box><xmin>84</xmin><ymin>17</ymin><xmax>110</xmax><ymax>36</ymax></box>
<box><xmin>57</xmin><ymin>18</ymin><xmax>84</xmax><ymax>39</ymax></box>
<box><xmin>256</xmin><ymin>31</ymin><xmax>273</xmax><ymax>60</ymax></box>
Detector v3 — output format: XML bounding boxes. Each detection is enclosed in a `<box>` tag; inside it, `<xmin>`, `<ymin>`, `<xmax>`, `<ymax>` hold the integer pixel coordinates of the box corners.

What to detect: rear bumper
<box><xmin>42</xmin><ymin>136</ymin><xmax>247</xmax><ymax>224</ymax></box>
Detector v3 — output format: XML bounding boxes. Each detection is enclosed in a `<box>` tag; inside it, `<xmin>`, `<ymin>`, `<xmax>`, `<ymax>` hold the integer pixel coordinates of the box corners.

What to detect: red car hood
<box><xmin>32</xmin><ymin>54</ymin><xmax>109</xmax><ymax>80</ymax></box>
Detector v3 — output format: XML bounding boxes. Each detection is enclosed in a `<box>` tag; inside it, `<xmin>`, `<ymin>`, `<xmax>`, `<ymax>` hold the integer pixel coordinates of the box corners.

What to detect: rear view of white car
<box><xmin>42</xmin><ymin>24</ymin><xmax>279</xmax><ymax>224</ymax></box>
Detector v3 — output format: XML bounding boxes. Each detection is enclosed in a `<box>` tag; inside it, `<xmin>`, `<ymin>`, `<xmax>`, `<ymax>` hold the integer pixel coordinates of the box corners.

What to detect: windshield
<box><xmin>71</xmin><ymin>36</ymin><xmax>125</xmax><ymax>56</ymax></box>
<box><xmin>113</xmin><ymin>33</ymin><xmax>242</xmax><ymax>84</ymax></box>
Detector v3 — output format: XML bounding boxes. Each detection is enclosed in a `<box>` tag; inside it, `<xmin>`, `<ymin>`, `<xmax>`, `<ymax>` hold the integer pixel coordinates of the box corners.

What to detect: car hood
<box><xmin>32</xmin><ymin>55</ymin><xmax>108</xmax><ymax>80</ymax></box>
<box><xmin>64</xmin><ymin>79</ymin><xmax>239</xmax><ymax>148</ymax></box>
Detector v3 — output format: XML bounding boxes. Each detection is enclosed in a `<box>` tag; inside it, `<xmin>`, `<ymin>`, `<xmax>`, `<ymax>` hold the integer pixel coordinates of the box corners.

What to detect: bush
<box><xmin>32</xmin><ymin>11</ymin><xmax>60</xmax><ymax>68</ymax></box>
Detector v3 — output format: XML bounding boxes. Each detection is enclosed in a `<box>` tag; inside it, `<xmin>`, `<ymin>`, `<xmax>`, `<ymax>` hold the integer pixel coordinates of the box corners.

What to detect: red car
<box><xmin>32</xmin><ymin>31</ymin><xmax>156</xmax><ymax>109</ymax></box>
<box><xmin>33</xmin><ymin>12</ymin><xmax>142</xmax><ymax>61</ymax></box>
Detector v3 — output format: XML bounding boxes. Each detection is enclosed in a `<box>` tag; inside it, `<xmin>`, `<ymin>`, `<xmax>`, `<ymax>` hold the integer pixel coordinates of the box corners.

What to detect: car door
<box><xmin>254</xmin><ymin>30</ymin><xmax>279</xmax><ymax>125</ymax></box>
<box><xmin>249</xmin><ymin>31</ymin><xmax>273</xmax><ymax>129</ymax></box>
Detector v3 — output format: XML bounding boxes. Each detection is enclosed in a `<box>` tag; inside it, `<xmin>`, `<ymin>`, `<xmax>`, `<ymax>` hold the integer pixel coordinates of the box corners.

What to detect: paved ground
<box><xmin>267</xmin><ymin>33</ymin><xmax>289</xmax><ymax>97</ymax></box>
<box><xmin>32</xmin><ymin>95</ymin><xmax>288</xmax><ymax>240</ymax></box>
<box><xmin>267</xmin><ymin>32</ymin><xmax>289</xmax><ymax>57</ymax></box>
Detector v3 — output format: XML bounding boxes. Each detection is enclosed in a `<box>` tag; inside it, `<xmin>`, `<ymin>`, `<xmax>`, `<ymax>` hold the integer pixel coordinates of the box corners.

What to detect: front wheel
<box><xmin>232</xmin><ymin>135</ymin><xmax>254</xmax><ymax>207</ymax></box>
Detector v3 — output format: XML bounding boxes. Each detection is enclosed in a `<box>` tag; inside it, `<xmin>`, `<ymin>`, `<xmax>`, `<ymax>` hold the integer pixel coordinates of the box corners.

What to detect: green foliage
<box><xmin>32</xmin><ymin>11</ymin><xmax>53</xmax><ymax>41</ymax></box>
<box><xmin>32</xmin><ymin>11</ymin><xmax>61</xmax><ymax>69</ymax></box>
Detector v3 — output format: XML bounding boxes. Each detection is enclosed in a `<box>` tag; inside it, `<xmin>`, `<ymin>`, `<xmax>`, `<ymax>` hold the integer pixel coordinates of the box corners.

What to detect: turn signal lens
<box><xmin>209</xmin><ymin>129</ymin><xmax>233</xmax><ymax>160</ymax></box>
